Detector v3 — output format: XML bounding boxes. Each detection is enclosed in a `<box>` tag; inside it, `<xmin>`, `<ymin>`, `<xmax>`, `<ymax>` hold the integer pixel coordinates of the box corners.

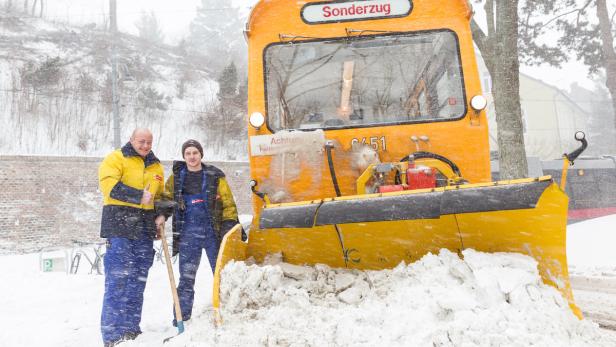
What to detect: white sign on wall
<box><xmin>302</xmin><ymin>0</ymin><xmax>413</xmax><ymax>24</ymax></box>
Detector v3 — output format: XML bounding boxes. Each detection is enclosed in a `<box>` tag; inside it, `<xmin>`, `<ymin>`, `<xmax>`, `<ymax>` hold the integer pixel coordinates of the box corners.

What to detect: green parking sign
<box><xmin>43</xmin><ymin>259</ymin><xmax>53</xmax><ymax>272</ymax></box>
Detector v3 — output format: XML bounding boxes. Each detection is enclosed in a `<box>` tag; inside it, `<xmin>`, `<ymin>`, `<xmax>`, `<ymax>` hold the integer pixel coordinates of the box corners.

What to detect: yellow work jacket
<box><xmin>99</xmin><ymin>142</ymin><xmax>164</xmax><ymax>239</ymax></box>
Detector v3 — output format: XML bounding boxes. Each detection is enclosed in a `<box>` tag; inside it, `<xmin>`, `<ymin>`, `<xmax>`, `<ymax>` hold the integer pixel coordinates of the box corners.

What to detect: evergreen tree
<box><xmin>217</xmin><ymin>62</ymin><xmax>238</xmax><ymax>100</ymax></box>
<box><xmin>197</xmin><ymin>62</ymin><xmax>246</xmax><ymax>152</ymax></box>
<box><xmin>216</xmin><ymin>62</ymin><xmax>245</xmax><ymax>138</ymax></box>
<box><xmin>135</xmin><ymin>11</ymin><xmax>165</xmax><ymax>44</ymax></box>
<box><xmin>187</xmin><ymin>0</ymin><xmax>246</xmax><ymax>74</ymax></box>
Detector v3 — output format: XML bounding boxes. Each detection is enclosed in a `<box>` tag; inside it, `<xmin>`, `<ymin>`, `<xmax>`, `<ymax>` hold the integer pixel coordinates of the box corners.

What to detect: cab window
<box><xmin>264</xmin><ymin>30</ymin><xmax>466</xmax><ymax>131</ymax></box>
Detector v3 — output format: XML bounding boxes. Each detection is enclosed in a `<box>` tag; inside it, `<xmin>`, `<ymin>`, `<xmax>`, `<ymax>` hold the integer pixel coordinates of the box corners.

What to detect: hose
<box><xmin>250</xmin><ymin>180</ymin><xmax>268</xmax><ymax>202</ymax></box>
<box><xmin>325</xmin><ymin>142</ymin><xmax>342</xmax><ymax>197</ymax></box>
<box><xmin>400</xmin><ymin>151</ymin><xmax>463</xmax><ymax>177</ymax></box>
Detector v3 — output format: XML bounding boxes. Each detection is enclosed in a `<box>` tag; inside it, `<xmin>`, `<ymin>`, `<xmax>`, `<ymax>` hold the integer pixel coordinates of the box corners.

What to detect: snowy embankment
<box><xmin>0</xmin><ymin>12</ymin><xmax>247</xmax><ymax>161</ymax></box>
<box><xmin>0</xmin><ymin>215</ymin><xmax>615</xmax><ymax>346</ymax></box>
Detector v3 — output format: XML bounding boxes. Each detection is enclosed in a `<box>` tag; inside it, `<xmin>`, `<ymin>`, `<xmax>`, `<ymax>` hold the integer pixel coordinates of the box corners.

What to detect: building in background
<box><xmin>478</xmin><ymin>60</ymin><xmax>616</xmax><ymax>222</ymax></box>
<box><xmin>481</xmin><ymin>72</ymin><xmax>590</xmax><ymax>161</ymax></box>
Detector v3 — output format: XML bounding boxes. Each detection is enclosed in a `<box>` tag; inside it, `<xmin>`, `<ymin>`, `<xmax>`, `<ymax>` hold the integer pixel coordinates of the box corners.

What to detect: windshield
<box><xmin>264</xmin><ymin>30</ymin><xmax>466</xmax><ymax>131</ymax></box>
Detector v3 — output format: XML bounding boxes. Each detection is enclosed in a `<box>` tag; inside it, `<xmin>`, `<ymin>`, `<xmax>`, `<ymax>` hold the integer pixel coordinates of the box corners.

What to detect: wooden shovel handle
<box><xmin>159</xmin><ymin>224</ymin><xmax>183</xmax><ymax>326</ymax></box>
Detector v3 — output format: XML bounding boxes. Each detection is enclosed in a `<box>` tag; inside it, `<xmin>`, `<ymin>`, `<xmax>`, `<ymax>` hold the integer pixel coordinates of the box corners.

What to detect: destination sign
<box><xmin>302</xmin><ymin>0</ymin><xmax>412</xmax><ymax>24</ymax></box>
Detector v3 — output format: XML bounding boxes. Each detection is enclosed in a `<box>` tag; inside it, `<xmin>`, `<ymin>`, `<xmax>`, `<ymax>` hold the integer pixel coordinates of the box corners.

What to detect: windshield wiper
<box><xmin>279</xmin><ymin>34</ymin><xmax>321</xmax><ymax>42</ymax></box>
<box><xmin>345</xmin><ymin>28</ymin><xmax>399</xmax><ymax>37</ymax></box>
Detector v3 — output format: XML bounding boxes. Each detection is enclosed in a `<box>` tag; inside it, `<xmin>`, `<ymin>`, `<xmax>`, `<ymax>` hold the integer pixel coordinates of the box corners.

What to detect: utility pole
<box><xmin>110</xmin><ymin>0</ymin><xmax>121</xmax><ymax>148</ymax></box>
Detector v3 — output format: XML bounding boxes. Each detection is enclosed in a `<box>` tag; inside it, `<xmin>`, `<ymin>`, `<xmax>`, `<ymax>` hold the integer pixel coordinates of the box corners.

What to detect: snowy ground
<box><xmin>567</xmin><ymin>215</ymin><xmax>616</xmax><ymax>332</ymax></box>
<box><xmin>0</xmin><ymin>215</ymin><xmax>615</xmax><ymax>347</ymax></box>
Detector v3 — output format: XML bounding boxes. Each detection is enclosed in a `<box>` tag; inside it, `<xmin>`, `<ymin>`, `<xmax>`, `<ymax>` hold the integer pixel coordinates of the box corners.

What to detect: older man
<box><xmin>98</xmin><ymin>128</ymin><xmax>166</xmax><ymax>347</ymax></box>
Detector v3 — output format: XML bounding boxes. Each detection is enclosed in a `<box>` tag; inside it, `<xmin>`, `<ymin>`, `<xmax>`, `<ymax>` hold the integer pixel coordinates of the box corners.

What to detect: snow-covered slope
<box><xmin>0</xmin><ymin>11</ymin><xmax>246</xmax><ymax>160</ymax></box>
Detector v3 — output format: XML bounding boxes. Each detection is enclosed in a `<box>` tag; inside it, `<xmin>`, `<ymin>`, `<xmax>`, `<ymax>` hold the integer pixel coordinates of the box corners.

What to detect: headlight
<box><xmin>249</xmin><ymin>112</ymin><xmax>265</xmax><ymax>129</ymax></box>
<box><xmin>470</xmin><ymin>95</ymin><xmax>487</xmax><ymax>112</ymax></box>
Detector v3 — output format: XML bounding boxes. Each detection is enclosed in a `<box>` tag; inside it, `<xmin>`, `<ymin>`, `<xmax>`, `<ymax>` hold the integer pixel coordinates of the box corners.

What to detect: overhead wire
<box><xmin>0</xmin><ymin>87</ymin><xmax>220</xmax><ymax>115</ymax></box>
<box><xmin>0</xmin><ymin>87</ymin><xmax>610</xmax><ymax>116</ymax></box>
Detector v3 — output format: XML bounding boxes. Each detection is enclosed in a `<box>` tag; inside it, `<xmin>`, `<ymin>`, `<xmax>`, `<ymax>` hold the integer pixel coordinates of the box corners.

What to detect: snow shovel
<box><xmin>159</xmin><ymin>223</ymin><xmax>185</xmax><ymax>342</ymax></box>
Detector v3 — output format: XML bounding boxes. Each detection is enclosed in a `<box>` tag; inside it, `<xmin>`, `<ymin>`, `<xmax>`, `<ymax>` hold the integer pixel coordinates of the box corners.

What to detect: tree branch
<box><xmin>528</xmin><ymin>0</ymin><xmax>593</xmax><ymax>32</ymax></box>
<box><xmin>471</xmin><ymin>17</ymin><xmax>496</xmax><ymax>81</ymax></box>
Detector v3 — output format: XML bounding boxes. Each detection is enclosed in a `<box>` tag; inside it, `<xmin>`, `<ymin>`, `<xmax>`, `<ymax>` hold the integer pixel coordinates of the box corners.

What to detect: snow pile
<box><xmin>211</xmin><ymin>249</ymin><xmax>614</xmax><ymax>346</ymax></box>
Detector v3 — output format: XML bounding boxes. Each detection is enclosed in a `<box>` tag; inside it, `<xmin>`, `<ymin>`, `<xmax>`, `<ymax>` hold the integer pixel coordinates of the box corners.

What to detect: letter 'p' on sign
<box><xmin>302</xmin><ymin>0</ymin><xmax>412</xmax><ymax>24</ymax></box>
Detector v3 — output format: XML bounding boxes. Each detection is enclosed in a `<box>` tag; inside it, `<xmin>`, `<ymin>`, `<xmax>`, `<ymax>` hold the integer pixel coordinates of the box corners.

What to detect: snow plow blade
<box><xmin>213</xmin><ymin>177</ymin><xmax>581</xmax><ymax>318</ymax></box>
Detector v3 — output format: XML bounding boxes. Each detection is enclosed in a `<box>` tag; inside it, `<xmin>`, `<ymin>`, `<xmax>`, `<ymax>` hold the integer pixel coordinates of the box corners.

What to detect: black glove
<box><xmin>172</xmin><ymin>231</ymin><xmax>180</xmax><ymax>257</ymax></box>
<box><xmin>155</xmin><ymin>200</ymin><xmax>177</xmax><ymax>218</ymax></box>
<box><xmin>240</xmin><ymin>226</ymin><xmax>247</xmax><ymax>242</ymax></box>
<box><xmin>221</xmin><ymin>220</ymin><xmax>247</xmax><ymax>241</ymax></box>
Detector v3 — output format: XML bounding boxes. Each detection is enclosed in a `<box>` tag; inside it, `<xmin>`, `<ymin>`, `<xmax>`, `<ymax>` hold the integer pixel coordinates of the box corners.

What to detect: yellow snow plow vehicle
<box><xmin>213</xmin><ymin>0</ymin><xmax>588</xmax><ymax>319</ymax></box>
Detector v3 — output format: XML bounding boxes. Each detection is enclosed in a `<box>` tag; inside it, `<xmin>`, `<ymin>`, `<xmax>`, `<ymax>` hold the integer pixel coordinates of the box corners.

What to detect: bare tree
<box><xmin>539</xmin><ymin>0</ymin><xmax>616</xmax><ymax>135</ymax></box>
<box><xmin>596</xmin><ymin>0</ymin><xmax>616</xmax><ymax>129</ymax></box>
<box><xmin>471</xmin><ymin>0</ymin><xmax>528</xmax><ymax>179</ymax></box>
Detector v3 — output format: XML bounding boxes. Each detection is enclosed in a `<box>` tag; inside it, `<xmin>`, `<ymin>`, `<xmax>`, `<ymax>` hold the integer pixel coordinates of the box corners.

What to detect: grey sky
<box><xmin>41</xmin><ymin>0</ymin><xmax>598</xmax><ymax>92</ymax></box>
<box><xmin>42</xmin><ymin>0</ymin><xmax>255</xmax><ymax>43</ymax></box>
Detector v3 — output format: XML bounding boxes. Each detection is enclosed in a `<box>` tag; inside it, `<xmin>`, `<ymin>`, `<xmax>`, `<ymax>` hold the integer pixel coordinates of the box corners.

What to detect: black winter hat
<box><xmin>182</xmin><ymin>139</ymin><xmax>203</xmax><ymax>158</ymax></box>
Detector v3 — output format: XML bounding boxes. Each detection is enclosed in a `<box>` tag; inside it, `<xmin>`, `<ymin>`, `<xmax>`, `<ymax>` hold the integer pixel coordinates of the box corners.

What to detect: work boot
<box><xmin>124</xmin><ymin>331</ymin><xmax>142</xmax><ymax>340</ymax></box>
<box><xmin>103</xmin><ymin>339</ymin><xmax>123</xmax><ymax>347</ymax></box>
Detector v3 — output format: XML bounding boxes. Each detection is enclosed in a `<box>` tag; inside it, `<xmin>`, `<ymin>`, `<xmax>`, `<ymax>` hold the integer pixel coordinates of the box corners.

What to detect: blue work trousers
<box><xmin>176</xmin><ymin>193</ymin><xmax>219</xmax><ymax>322</ymax></box>
<box><xmin>101</xmin><ymin>237</ymin><xmax>154</xmax><ymax>344</ymax></box>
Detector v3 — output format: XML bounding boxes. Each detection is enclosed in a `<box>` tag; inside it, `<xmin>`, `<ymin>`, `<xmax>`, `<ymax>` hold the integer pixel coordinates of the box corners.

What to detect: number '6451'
<box><xmin>351</xmin><ymin>136</ymin><xmax>386</xmax><ymax>151</ymax></box>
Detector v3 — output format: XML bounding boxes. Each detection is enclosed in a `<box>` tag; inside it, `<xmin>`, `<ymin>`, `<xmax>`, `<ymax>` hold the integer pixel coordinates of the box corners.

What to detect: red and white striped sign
<box><xmin>302</xmin><ymin>0</ymin><xmax>412</xmax><ymax>24</ymax></box>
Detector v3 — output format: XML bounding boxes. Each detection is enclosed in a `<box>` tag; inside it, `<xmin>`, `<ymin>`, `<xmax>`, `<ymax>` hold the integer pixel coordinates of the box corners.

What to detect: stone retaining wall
<box><xmin>0</xmin><ymin>155</ymin><xmax>251</xmax><ymax>254</ymax></box>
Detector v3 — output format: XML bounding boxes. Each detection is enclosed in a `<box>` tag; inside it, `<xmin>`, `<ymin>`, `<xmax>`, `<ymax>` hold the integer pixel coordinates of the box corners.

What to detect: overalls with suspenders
<box><xmin>175</xmin><ymin>167</ymin><xmax>219</xmax><ymax>321</ymax></box>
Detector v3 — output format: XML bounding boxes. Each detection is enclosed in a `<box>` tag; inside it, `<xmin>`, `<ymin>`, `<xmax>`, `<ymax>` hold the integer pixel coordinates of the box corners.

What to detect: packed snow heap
<box><xmin>211</xmin><ymin>249</ymin><xmax>613</xmax><ymax>346</ymax></box>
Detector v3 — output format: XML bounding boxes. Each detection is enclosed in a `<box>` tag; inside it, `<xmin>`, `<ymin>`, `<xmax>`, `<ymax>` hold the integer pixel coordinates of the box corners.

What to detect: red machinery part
<box><xmin>378</xmin><ymin>185</ymin><xmax>405</xmax><ymax>193</ymax></box>
<box><xmin>407</xmin><ymin>165</ymin><xmax>437</xmax><ymax>189</ymax></box>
